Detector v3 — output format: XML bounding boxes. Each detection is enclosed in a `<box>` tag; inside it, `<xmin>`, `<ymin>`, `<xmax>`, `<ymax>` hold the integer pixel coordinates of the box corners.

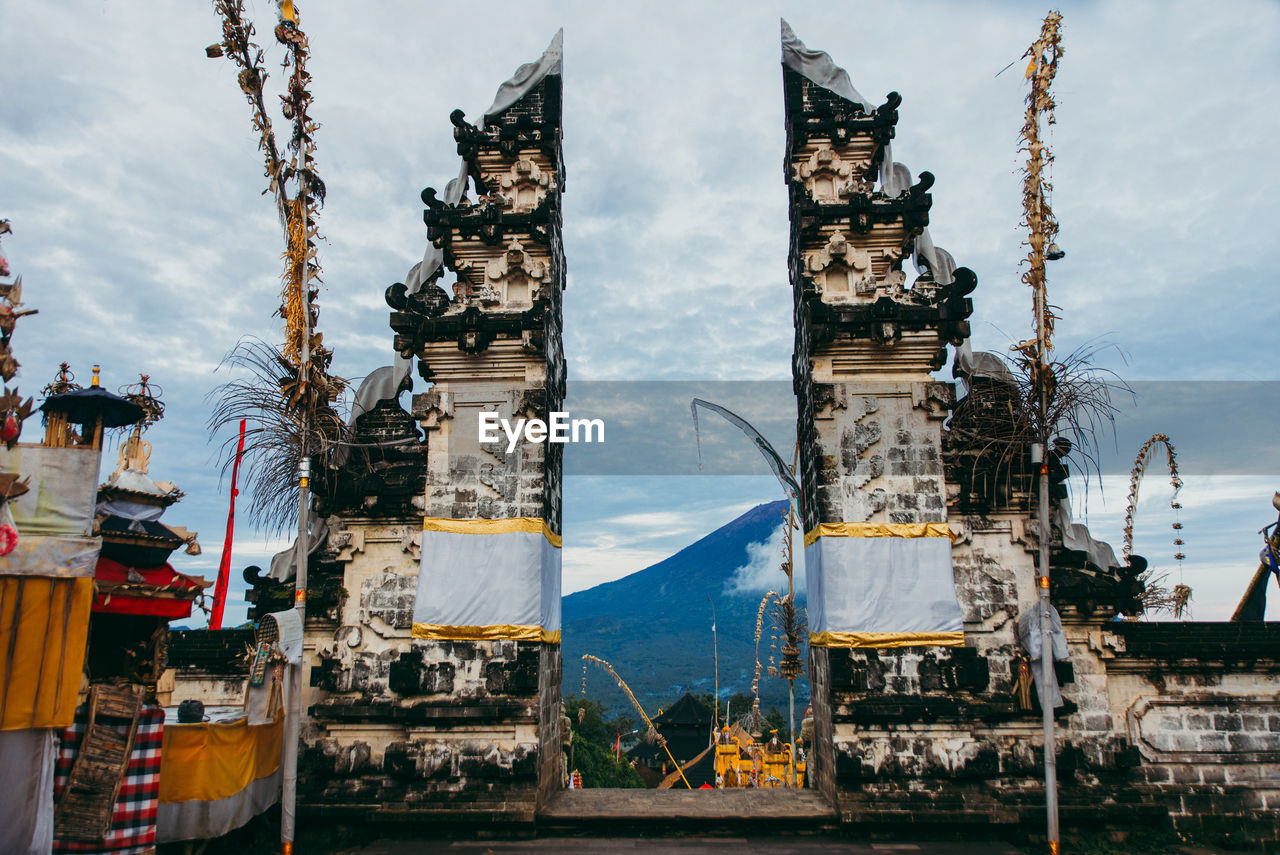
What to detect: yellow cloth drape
<box><xmin>421</xmin><ymin>516</ymin><xmax>562</xmax><ymax>548</ymax></box>
<box><xmin>410</xmin><ymin>623</ymin><xmax>561</xmax><ymax>643</ymax></box>
<box><xmin>159</xmin><ymin>716</ymin><xmax>283</xmax><ymax>804</ymax></box>
<box><xmin>0</xmin><ymin>575</ymin><xmax>92</xmax><ymax>730</ymax></box>
<box><xmin>803</xmin><ymin>521</ymin><xmax>954</xmax><ymax>548</ymax></box>
<box><xmin>809</xmin><ymin>630</ymin><xmax>965</xmax><ymax>648</ymax></box>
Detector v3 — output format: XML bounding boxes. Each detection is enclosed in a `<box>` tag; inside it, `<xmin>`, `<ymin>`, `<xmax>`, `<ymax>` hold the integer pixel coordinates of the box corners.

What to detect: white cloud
<box><xmin>723</xmin><ymin>520</ymin><xmax>805</xmax><ymax>597</ymax></box>
<box><xmin>562</xmin><ymin>544</ymin><xmax>675</xmax><ymax>595</ymax></box>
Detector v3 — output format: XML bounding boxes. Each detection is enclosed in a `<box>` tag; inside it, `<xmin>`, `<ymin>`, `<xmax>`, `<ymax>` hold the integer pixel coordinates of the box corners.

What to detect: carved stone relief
<box><xmin>806</xmin><ymin>231</ymin><xmax>875</xmax><ymax>301</ymax></box>
<box><xmin>455</xmin><ymin>238</ymin><xmax>549</xmax><ymax>309</ymax></box>
<box><xmin>498</xmin><ymin>159</ymin><xmax>553</xmax><ymax>212</ymax></box>
<box><xmin>793</xmin><ymin>144</ymin><xmax>871</xmax><ymax>201</ymax></box>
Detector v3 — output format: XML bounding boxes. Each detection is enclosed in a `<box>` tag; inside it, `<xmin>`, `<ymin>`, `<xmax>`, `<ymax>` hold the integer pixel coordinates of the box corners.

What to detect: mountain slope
<box><xmin>563</xmin><ymin>500</ymin><xmax>809</xmax><ymax>720</ymax></box>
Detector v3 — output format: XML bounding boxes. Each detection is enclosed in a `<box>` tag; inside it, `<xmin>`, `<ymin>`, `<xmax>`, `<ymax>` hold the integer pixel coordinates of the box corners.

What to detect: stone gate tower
<box><xmin>300</xmin><ymin>33</ymin><xmax>565</xmax><ymax>824</ymax></box>
<box><xmin>781</xmin><ymin>21</ymin><xmax>977</xmax><ymax>801</ymax></box>
<box><xmin>779</xmin><ymin>26</ymin><xmax>1280</xmax><ymax>844</ymax></box>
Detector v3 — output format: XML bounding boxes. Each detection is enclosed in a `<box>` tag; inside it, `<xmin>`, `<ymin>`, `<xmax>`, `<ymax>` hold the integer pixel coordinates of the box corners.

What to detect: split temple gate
<box><xmin>173</xmin><ymin>24</ymin><xmax>1279</xmax><ymax>843</ymax></box>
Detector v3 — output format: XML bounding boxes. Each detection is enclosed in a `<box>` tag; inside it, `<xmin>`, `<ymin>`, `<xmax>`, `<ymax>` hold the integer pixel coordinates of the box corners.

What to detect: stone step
<box><xmin>538</xmin><ymin>789</ymin><xmax>839</xmax><ymax>836</ymax></box>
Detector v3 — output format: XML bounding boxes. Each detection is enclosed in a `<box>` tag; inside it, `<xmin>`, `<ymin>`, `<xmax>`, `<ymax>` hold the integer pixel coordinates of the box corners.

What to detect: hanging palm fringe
<box><xmin>207</xmin><ymin>338</ymin><xmax>347</xmax><ymax>535</ymax></box>
<box><xmin>752</xmin><ymin>592</ymin><xmax>779</xmax><ymax>700</ymax></box>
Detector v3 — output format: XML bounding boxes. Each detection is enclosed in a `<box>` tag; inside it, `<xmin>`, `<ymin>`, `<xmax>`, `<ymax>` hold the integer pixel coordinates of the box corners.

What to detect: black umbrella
<box><xmin>40</xmin><ymin>386</ymin><xmax>144</xmax><ymax>428</ymax></box>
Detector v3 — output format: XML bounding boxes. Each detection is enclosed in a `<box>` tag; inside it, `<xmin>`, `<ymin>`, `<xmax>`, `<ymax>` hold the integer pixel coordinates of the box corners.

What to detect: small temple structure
<box><xmin>627</xmin><ymin>693</ymin><xmax>714</xmax><ymax>787</ymax></box>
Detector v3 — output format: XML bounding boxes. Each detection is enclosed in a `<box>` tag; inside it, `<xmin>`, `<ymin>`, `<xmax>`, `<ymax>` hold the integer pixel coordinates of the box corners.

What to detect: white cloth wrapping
<box><xmin>268</xmin><ymin>512</ymin><xmax>328</xmax><ymax>582</ymax></box>
<box><xmin>0</xmin><ymin>445</ymin><xmax>103</xmax><ymax>580</ymax></box>
<box><xmin>1017</xmin><ymin>604</ymin><xmax>1070</xmax><ymax>709</ymax></box>
<box><xmin>781</xmin><ymin>19</ymin><xmax>872</xmax><ymax>110</ymax></box>
<box><xmin>0</xmin><ymin>534</ymin><xmax>101</xmax><ymax>579</ymax></box>
<box><xmin>261</xmin><ymin>609</ymin><xmax>304</xmax><ymax>664</ymax></box>
<box><xmin>483</xmin><ymin>29</ymin><xmax>564</xmax><ymax>122</ymax></box>
<box><xmin>877</xmin><ymin>142</ymin><xmax>914</xmax><ymax>198</ymax></box>
<box><xmin>156</xmin><ymin>769</ymin><xmax>281</xmax><ymax>845</ymax></box>
<box><xmin>0</xmin><ymin>727</ymin><xmax>54</xmax><ymax>854</ymax></box>
<box><xmin>95</xmin><ymin>498</ymin><xmax>165</xmax><ymax>522</ymax></box>
<box><xmin>805</xmin><ymin>534</ymin><xmax>963</xmax><ymax>642</ymax></box>
<box><xmin>412</xmin><ymin>524</ymin><xmax>561</xmax><ymax>640</ymax></box>
<box><xmin>953</xmin><ymin>341</ymin><xmax>1017</xmax><ymax>386</ymax></box>
<box><xmin>913</xmin><ymin>228</ymin><xmax>957</xmax><ymax>287</ymax></box>
<box><xmin>100</xmin><ymin>467</ymin><xmax>172</xmax><ymax>501</ymax></box>
<box><xmin>0</xmin><ymin>445</ymin><xmax>100</xmax><ymax>537</ymax></box>
<box><xmin>1054</xmin><ymin>502</ymin><xmax>1121</xmax><ymax>571</ymax></box>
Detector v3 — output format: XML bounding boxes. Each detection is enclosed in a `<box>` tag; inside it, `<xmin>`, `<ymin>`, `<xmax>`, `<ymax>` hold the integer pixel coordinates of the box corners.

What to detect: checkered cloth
<box><xmin>53</xmin><ymin>704</ymin><xmax>164</xmax><ymax>854</ymax></box>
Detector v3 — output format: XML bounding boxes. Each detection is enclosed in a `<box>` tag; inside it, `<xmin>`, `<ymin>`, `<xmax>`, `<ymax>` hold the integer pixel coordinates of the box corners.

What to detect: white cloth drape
<box><xmin>805</xmin><ymin>533</ymin><xmax>963</xmax><ymax>645</ymax></box>
<box><xmin>413</xmin><ymin>522</ymin><xmax>561</xmax><ymax>640</ymax></box>
<box><xmin>0</xmin><ymin>728</ymin><xmax>54</xmax><ymax>854</ymax></box>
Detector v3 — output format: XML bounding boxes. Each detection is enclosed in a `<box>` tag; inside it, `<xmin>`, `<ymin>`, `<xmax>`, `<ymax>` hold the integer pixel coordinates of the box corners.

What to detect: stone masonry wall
<box><xmin>297</xmin><ymin>513</ymin><xmax>544</xmax><ymax>818</ymax></box>
<box><xmin>808</xmin><ymin>381</ymin><xmax>951</xmax><ymax>527</ymax></box>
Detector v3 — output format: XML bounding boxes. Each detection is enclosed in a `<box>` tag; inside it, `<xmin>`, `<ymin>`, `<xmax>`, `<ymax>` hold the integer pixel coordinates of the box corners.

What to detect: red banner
<box><xmin>210</xmin><ymin>419</ymin><xmax>246</xmax><ymax>629</ymax></box>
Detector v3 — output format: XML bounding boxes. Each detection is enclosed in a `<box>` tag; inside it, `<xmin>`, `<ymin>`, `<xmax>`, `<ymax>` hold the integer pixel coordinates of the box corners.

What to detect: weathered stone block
<box><xmin>1185</xmin><ymin>713</ymin><xmax>1211</xmax><ymax>730</ymax></box>
<box><xmin>1228</xmin><ymin>733</ymin><xmax>1270</xmax><ymax>752</ymax></box>
<box><xmin>1214</xmin><ymin>713</ymin><xmax>1243</xmax><ymax>732</ymax></box>
<box><xmin>388</xmin><ymin>650</ymin><xmax>456</xmax><ymax>696</ymax></box>
<box><xmin>1197</xmin><ymin>732</ymin><xmax>1228</xmax><ymax>751</ymax></box>
<box><xmin>1199</xmin><ymin>765</ymin><xmax>1226</xmax><ymax>784</ymax></box>
<box><xmin>482</xmin><ymin>645</ymin><xmax>539</xmax><ymax>695</ymax></box>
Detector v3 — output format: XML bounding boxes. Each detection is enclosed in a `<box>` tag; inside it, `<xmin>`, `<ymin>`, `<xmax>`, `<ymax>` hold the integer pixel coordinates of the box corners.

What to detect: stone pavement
<box><xmin>540</xmin><ymin>789</ymin><xmax>838</xmax><ymax>822</ymax></box>
<box><xmin>535</xmin><ymin>788</ymin><xmax>838</xmax><ymax>837</ymax></box>
<box><xmin>347</xmin><ymin>838</ymin><xmax>1025</xmax><ymax>854</ymax></box>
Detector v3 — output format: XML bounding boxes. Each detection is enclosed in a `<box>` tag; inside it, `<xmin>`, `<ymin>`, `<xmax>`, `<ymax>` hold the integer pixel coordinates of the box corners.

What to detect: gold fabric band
<box><xmin>803</xmin><ymin>522</ymin><xmax>954</xmax><ymax>548</ymax></box>
<box><xmin>809</xmin><ymin>631</ymin><xmax>965</xmax><ymax>648</ymax></box>
<box><xmin>159</xmin><ymin>716</ymin><xmax>283</xmax><ymax>803</ymax></box>
<box><xmin>421</xmin><ymin>516</ymin><xmax>562</xmax><ymax>548</ymax></box>
<box><xmin>411</xmin><ymin>623</ymin><xmax>560</xmax><ymax>643</ymax></box>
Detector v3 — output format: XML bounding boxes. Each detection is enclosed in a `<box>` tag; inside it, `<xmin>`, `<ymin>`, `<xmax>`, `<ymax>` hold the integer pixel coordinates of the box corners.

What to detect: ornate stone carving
<box><xmin>498</xmin><ymin>159</ymin><xmax>553</xmax><ymax>212</ymax></box>
<box><xmin>486</xmin><ymin>238</ymin><xmax>549</xmax><ymax>307</ymax></box>
<box><xmin>400</xmin><ymin>530</ymin><xmax>422</xmax><ymax>560</ymax></box>
<box><xmin>806</xmin><ymin>231</ymin><xmax>875</xmax><ymax>301</ymax></box>
<box><xmin>330</xmin><ymin>528</ymin><xmax>366</xmax><ymax>564</ymax></box>
<box><xmin>793</xmin><ymin>144</ymin><xmax>871</xmax><ymax>201</ymax></box>
<box><xmin>453</xmin><ymin>238</ymin><xmax>548</xmax><ymax>309</ymax></box>
<box><xmin>911</xmin><ymin>381</ymin><xmax>955</xmax><ymax>420</ymax></box>
<box><xmin>412</xmin><ymin>389</ymin><xmax>453</xmax><ymax>433</ymax></box>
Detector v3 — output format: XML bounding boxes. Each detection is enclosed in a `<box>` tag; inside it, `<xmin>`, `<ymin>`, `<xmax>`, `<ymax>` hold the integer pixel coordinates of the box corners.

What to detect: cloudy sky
<box><xmin>2</xmin><ymin>1</ymin><xmax>1277</xmax><ymax>623</ymax></box>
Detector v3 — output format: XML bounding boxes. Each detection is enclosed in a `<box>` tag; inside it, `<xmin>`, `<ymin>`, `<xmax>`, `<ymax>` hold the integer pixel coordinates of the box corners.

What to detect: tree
<box><xmin>563</xmin><ymin>696</ymin><xmax>644</xmax><ymax>788</ymax></box>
